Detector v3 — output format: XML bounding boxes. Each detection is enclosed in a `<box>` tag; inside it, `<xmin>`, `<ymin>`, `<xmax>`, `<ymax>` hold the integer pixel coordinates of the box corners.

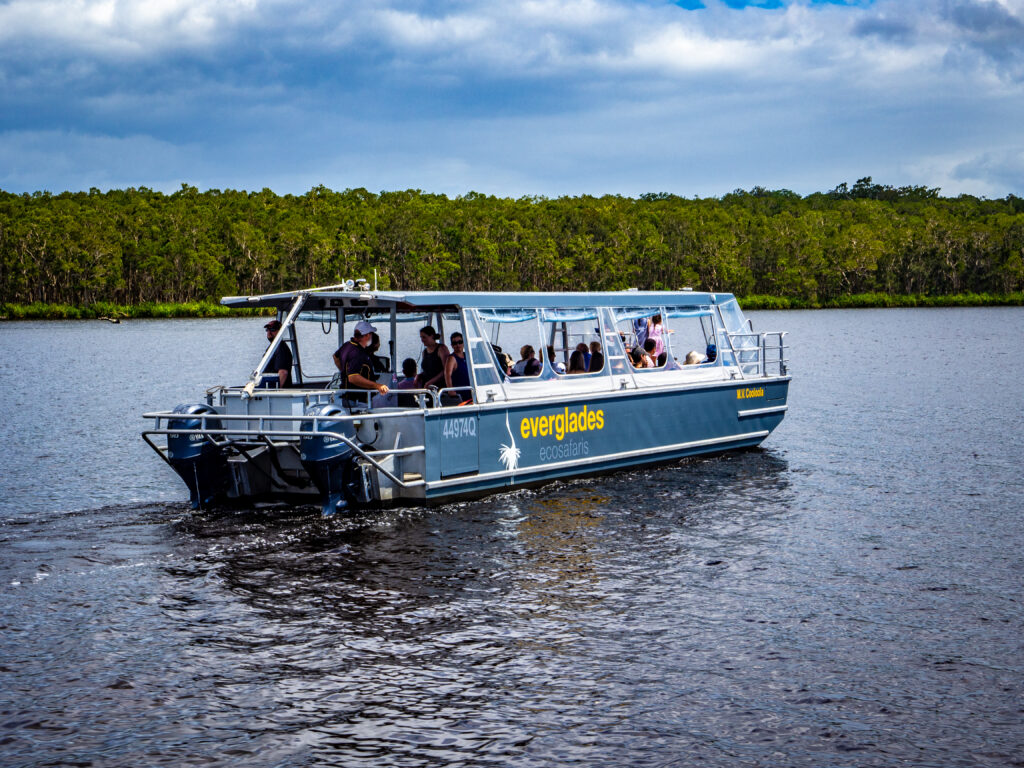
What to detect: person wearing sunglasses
<box><xmin>443</xmin><ymin>332</ymin><xmax>472</xmax><ymax>404</ymax></box>
<box><xmin>261</xmin><ymin>319</ymin><xmax>292</xmax><ymax>388</ymax></box>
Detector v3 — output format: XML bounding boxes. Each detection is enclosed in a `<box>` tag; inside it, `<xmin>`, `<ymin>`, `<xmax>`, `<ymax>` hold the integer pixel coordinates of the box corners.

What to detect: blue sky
<box><xmin>1</xmin><ymin>0</ymin><xmax>1022</xmax><ymax>198</ymax></box>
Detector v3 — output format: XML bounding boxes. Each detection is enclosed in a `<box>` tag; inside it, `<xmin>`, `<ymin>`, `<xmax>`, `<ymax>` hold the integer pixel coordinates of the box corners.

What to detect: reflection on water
<box><xmin>513</xmin><ymin>493</ymin><xmax>607</xmax><ymax>612</ymax></box>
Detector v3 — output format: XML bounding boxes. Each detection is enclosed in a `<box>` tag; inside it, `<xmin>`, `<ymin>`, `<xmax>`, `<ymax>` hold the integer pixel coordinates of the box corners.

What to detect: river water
<box><xmin>1</xmin><ymin>308</ymin><xmax>1021</xmax><ymax>767</ymax></box>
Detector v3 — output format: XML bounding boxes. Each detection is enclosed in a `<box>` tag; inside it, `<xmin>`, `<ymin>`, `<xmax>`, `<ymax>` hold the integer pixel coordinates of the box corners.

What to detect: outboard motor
<box><xmin>166</xmin><ymin>403</ymin><xmax>228</xmax><ymax>509</ymax></box>
<box><xmin>299</xmin><ymin>403</ymin><xmax>365</xmax><ymax>516</ymax></box>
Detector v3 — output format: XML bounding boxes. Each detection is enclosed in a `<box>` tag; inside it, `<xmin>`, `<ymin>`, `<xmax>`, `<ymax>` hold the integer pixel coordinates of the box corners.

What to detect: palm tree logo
<box><xmin>498</xmin><ymin>411</ymin><xmax>520</xmax><ymax>472</ymax></box>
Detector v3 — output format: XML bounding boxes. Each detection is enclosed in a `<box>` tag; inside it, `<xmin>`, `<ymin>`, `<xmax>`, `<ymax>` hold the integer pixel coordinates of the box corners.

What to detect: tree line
<box><xmin>1</xmin><ymin>178</ymin><xmax>1022</xmax><ymax>309</ymax></box>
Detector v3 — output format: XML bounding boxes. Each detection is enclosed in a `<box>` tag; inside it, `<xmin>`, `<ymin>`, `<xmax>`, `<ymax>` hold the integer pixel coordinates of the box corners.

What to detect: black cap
<box><xmin>264</xmin><ymin>319</ymin><xmax>282</xmax><ymax>331</ymax></box>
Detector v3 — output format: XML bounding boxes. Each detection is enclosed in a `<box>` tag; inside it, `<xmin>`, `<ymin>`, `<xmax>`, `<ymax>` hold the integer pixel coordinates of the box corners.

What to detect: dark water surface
<box><xmin>1</xmin><ymin>309</ymin><xmax>1022</xmax><ymax>767</ymax></box>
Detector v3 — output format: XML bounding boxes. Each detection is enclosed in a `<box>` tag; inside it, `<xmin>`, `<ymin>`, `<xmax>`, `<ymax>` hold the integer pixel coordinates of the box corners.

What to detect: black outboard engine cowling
<box><xmin>167</xmin><ymin>403</ymin><xmax>228</xmax><ymax>509</ymax></box>
<box><xmin>299</xmin><ymin>403</ymin><xmax>364</xmax><ymax>516</ymax></box>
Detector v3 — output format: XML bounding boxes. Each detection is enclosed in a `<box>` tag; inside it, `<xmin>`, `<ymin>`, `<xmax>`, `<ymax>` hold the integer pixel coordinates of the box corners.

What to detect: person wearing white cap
<box><xmin>332</xmin><ymin>320</ymin><xmax>389</xmax><ymax>397</ymax></box>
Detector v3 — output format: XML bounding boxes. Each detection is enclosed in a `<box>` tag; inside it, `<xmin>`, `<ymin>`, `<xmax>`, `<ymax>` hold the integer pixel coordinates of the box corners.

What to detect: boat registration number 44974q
<box><xmin>442</xmin><ymin>416</ymin><xmax>477</xmax><ymax>439</ymax></box>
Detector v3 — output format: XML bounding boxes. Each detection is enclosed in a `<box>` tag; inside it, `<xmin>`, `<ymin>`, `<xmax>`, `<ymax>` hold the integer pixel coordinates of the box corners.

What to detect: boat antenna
<box><xmin>374</xmin><ymin>268</ymin><xmax>378</xmax><ymax>292</ymax></box>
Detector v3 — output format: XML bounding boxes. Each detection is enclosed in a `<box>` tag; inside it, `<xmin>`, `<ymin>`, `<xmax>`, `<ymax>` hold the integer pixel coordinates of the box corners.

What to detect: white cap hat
<box><xmin>354</xmin><ymin>320</ymin><xmax>377</xmax><ymax>335</ymax></box>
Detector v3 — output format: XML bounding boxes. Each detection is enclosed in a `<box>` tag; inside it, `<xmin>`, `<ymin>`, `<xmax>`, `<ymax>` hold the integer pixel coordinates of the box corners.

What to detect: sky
<box><xmin>1</xmin><ymin>0</ymin><xmax>1022</xmax><ymax>198</ymax></box>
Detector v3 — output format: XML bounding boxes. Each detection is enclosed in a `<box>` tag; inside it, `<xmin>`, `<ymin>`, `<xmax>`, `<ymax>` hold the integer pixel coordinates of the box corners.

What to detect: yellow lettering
<box><xmin>519</xmin><ymin>404</ymin><xmax>607</xmax><ymax>439</ymax></box>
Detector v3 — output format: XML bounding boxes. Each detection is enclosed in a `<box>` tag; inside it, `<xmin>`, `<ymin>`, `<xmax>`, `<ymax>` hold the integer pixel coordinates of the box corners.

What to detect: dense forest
<box><xmin>1</xmin><ymin>178</ymin><xmax>1022</xmax><ymax>313</ymax></box>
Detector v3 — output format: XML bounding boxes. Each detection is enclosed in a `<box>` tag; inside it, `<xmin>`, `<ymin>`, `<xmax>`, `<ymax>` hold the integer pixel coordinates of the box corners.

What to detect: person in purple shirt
<box><xmin>332</xmin><ymin>320</ymin><xmax>389</xmax><ymax>397</ymax></box>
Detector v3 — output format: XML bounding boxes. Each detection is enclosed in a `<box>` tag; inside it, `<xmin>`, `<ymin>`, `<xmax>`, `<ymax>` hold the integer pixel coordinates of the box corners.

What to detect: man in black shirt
<box><xmin>262</xmin><ymin>319</ymin><xmax>293</xmax><ymax>388</ymax></box>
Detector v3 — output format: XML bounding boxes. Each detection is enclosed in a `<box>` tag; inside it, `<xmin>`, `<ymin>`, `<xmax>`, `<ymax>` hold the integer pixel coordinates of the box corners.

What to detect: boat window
<box><xmin>612</xmin><ymin>307</ymin><xmax>670</xmax><ymax>370</ymax></box>
<box><xmin>717</xmin><ymin>299</ymin><xmax>747</xmax><ymax>334</ymax></box>
<box><xmin>475</xmin><ymin>309</ymin><xmax>544</xmax><ymax>378</ymax></box>
<box><xmin>539</xmin><ymin>308</ymin><xmax>605</xmax><ymax>375</ymax></box>
<box><xmin>664</xmin><ymin>306</ymin><xmax>717</xmax><ymax>367</ymax></box>
<box><xmin>292</xmin><ymin>309</ymin><xmax>350</xmax><ymax>384</ymax></box>
<box><xmin>462</xmin><ymin>310</ymin><xmax>504</xmax><ymax>388</ymax></box>
<box><xmin>715</xmin><ymin>299</ymin><xmax>760</xmax><ymax>373</ymax></box>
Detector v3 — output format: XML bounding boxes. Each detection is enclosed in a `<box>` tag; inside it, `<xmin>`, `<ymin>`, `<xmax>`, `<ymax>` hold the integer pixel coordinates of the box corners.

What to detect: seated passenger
<box><xmin>567</xmin><ymin>350</ymin><xmax>588</xmax><ymax>374</ymax></box>
<box><xmin>511</xmin><ymin>345</ymin><xmax>542</xmax><ymax>377</ymax></box>
<box><xmin>704</xmin><ymin>343</ymin><xmax>718</xmax><ymax>364</ymax></box>
<box><xmin>629</xmin><ymin>346</ymin><xmax>654</xmax><ymax>369</ymax></box>
<box><xmin>575</xmin><ymin>342</ymin><xmax>592</xmax><ymax>371</ymax></box>
<box><xmin>684</xmin><ymin>350</ymin><xmax>703</xmax><ymax>365</ymax></box>
<box><xmin>396</xmin><ymin>358</ymin><xmax>418</xmax><ymax>389</ymax></box>
<box><xmin>395</xmin><ymin>357</ymin><xmax>419</xmax><ymax>408</ymax></box>
<box><xmin>332</xmin><ymin>320</ymin><xmax>389</xmax><ymax>403</ymax></box>
<box><xmin>642</xmin><ymin>338</ymin><xmax>659</xmax><ymax>367</ymax></box>
<box><xmin>443</xmin><ymin>332</ymin><xmax>472</xmax><ymax>404</ymax></box>
<box><xmin>588</xmin><ymin>341</ymin><xmax>604</xmax><ymax>372</ymax></box>
<box><xmin>547</xmin><ymin>345</ymin><xmax>566</xmax><ymax>374</ymax></box>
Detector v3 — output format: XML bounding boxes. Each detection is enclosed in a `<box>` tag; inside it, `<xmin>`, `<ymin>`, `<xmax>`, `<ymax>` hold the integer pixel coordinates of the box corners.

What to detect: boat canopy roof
<box><xmin>221</xmin><ymin>287</ymin><xmax>736</xmax><ymax>313</ymax></box>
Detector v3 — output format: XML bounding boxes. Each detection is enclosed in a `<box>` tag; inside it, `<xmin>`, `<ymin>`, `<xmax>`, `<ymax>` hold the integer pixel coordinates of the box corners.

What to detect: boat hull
<box><xmin>152</xmin><ymin>376</ymin><xmax>789</xmax><ymax>512</ymax></box>
<box><xmin>423</xmin><ymin>376</ymin><xmax>789</xmax><ymax>502</ymax></box>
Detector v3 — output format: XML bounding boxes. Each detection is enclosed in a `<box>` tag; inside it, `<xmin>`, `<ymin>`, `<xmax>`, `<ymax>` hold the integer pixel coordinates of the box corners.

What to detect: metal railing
<box><xmin>141</xmin><ymin>410</ymin><xmax>427</xmax><ymax>489</ymax></box>
<box><xmin>203</xmin><ymin>384</ymin><xmax>478</xmax><ymax>411</ymax></box>
<box><xmin>723</xmin><ymin>331</ymin><xmax>789</xmax><ymax>378</ymax></box>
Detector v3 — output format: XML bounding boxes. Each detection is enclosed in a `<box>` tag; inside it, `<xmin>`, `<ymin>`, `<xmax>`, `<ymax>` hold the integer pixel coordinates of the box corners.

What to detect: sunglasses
<box><xmin>452</xmin><ymin>339</ymin><xmax>464</xmax><ymax>345</ymax></box>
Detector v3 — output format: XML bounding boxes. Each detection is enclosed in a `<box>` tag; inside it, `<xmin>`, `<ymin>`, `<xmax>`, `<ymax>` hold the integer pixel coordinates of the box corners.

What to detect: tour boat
<box><xmin>142</xmin><ymin>281</ymin><xmax>790</xmax><ymax>515</ymax></box>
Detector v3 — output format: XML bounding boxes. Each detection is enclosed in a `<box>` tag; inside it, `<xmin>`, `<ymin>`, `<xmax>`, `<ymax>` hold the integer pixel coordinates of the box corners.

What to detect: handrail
<box><xmin>142</xmin><ymin>423</ymin><xmax>426</xmax><ymax>489</ymax></box>
<box><xmin>724</xmin><ymin>330</ymin><xmax>789</xmax><ymax>377</ymax></box>
<box><xmin>143</xmin><ymin>409</ymin><xmax>424</xmax><ymax>425</ymax></box>
<box><xmin>209</xmin><ymin>385</ymin><xmax>442</xmax><ymax>409</ymax></box>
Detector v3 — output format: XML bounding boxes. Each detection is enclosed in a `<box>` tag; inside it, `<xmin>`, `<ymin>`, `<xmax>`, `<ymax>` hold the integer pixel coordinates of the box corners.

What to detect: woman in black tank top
<box><xmin>417</xmin><ymin>325</ymin><xmax>449</xmax><ymax>388</ymax></box>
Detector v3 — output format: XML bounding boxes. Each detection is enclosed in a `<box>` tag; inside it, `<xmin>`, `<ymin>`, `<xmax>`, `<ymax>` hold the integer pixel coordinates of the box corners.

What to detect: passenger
<box><xmin>369</xmin><ymin>332</ymin><xmax>388</xmax><ymax>381</ymax></box>
<box><xmin>444</xmin><ymin>332</ymin><xmax>472</xmax><ymax>403</ymax></box>
<box><xmin>394</xmin><ymin>358</ymin><xmax>419</xmax><ymax>408</ymax></box>
<box><xmin>567</xmin><ymin>350</ymin><xmax>588</xmax><ymax>374</ymax></box>
<box><xmin>417</xmin><ymin>325</ymin><xmax>450</xmax><ymax>389</ymax></box>
<box><xmin>647</xmin><ymin>314</ymin><xmax>665</xmax><ymax>359</ymax></box>
<box><xmin>396</xmin><ymin>357</ymin><xmax>418</xmax><ymax>389</ymax></box>
<box><xmin>547</xmin><ymin>345</ymin><xmax>566</xmax><ymax>374</ymax></box>
<box><xmin>261</xmin><ymin>319</ymin><xmax>292</xmax><ymax>388</ymax></box>
<box><xmin>633</xmin><ymin>317</ymin><xmax>648</xmax><ymax>348</ymax></box>
<box><xmin>657</xmin><ymin>351</ymin><xmax>668</xmax><ymax>367</ymax></box>
<box><xmin>588</xmin><ymin>341</ymin><xmax>604</xmax><ymax>373</ymax></box>
<box><xmin>704</xmin><ymin>343</ymin><xmax>718</xmax><ymax>363</ymax></box>
<box><xmin>643</xmin><ymin>338</ymin><xmax>660</xmax><ymax>367</ymax></box>
<box><xmin>332</xmin><ymin>320</ymin><xmax>389</xmax><ymax>401</ymax></box>
<box><xmin>629</xmin><ymin>347</ymin><xmax>646</xmax><ymax>368</ymax></box>
<box><xmin>511</xmin><ymin>345</ymin><xmax>542</xmax><ymax>377</ymax></box>
<box><xmin>684</xmin><ymin>350</ymin><xmax>703</xmax><ymax>365</ymax></box>
<box><xmin>575</xmin><ymin>342</ymin><xmax>591</xmax><ymax>371</ymax></box>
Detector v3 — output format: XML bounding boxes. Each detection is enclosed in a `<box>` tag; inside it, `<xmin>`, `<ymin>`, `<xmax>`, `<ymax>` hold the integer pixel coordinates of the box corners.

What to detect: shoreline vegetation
<box><xmin>2</xmin><ymin>292</ymin><xmax>1022</xmax><ymax>320</ymax></box>
<box><xmin>2</xmin><ymin>178</ymin><xmax>1022</xmax><ymax>319</ymax></box>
